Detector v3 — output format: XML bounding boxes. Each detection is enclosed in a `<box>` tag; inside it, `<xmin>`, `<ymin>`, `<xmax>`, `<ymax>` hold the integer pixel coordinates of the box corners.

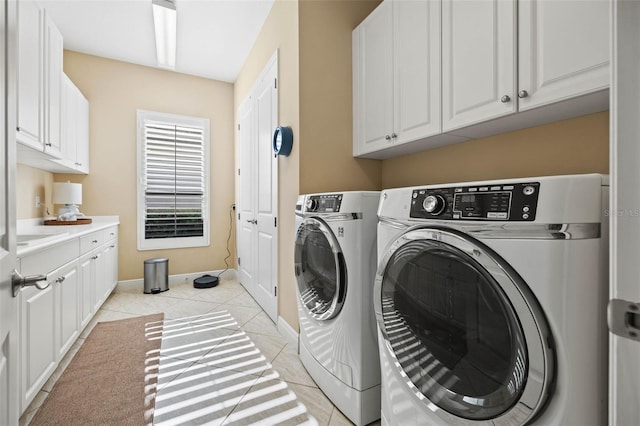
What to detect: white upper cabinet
<box><xmin>17</xmin><ymin>0</ymin><xmax>43</xmax><ymax>149</ymax></box>
<box><xmin>442</xmin><ymin>0</ymin><xmax>517</xmax><ymax>132</ymax></box>
<box><xmin>442</xmin><ymin>0</ymin><xmax>609</xmax><ymax>134</ymax></box>
<box><xmin>44</xmin><ymin>12</ymin><xmax>63</xmax><ymax>159</ymax></box>
<box><xmin>58</xmin><ymin>74</ymin><xmax>90</xmax><ymax>174</ymax></box>
<box><xmin>17</xmin><ymin>3</ymin><xmax>91</xmax><ymax>174</ymax></box>
<box><xmin>353</xmin><ymin>0</ymin><xmax>393</xmax><ymax>155</ymax></box>
<box><xmin>354</xmin><ymin>0</ymin><xmax>610</xmax><ymax>159</ymax></box>
<box><xmin>518</xmin><ymin>0</ymin><xmax>610</xmax><ymax>110</ymax></box>
<box><xmin>354</xmin><ymin>0</ymin><xmax>463</xmax><ymax>159</ymax></box>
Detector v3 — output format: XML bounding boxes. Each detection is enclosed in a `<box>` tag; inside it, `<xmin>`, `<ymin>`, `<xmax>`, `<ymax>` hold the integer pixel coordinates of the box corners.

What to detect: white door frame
<box><xmin>609</xmin><ymin>0</ymin><xmax>640</xmax><ymax>424</ymax></box>
<box><xmin>1</xmin><ymin>0</ymin><xmax>20</xmax><ymax>423</ymax></box>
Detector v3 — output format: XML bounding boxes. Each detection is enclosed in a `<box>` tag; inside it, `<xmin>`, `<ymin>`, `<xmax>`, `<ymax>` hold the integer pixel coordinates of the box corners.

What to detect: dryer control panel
<box><xmin>306</xmin><ymin>194</ymin><xmax>343</xmax><ymax>213</ymax></box>
<box><xmin>410</xmin><ymin>182</ymin><xmax>540</xmax><ymax>221</ymax></box>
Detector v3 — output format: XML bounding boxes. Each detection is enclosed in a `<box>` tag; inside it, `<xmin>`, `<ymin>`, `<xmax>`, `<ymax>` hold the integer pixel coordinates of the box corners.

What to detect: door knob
<box><xmin>246</xmin><ymin>219</ymin><xmax>258</xmax><ymax>225</ymax></box>
<box><xmin>12</xmin><ymin>270</ymin><xmax>49</xmax><ymax>297</ymax></box>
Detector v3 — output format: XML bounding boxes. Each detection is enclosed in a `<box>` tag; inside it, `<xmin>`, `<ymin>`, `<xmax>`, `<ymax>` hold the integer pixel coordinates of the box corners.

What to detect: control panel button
<box><xmin>305</xmin><ymin>199</ymin><xmax>318</xmax><ymax>211</ymax></box>
<box><xmin>523</xmin><ymin>213</ymin><xmax>530</xmax><ymax>219</ymax></box>
<box><xmin>523</xmin><ymin>206</ymin><xmax>530</xmax><ymax>213</ymax></box>
<box><xmin>423</xmin><ymin>194</ymin><xmax>446</xmax><ymax>215</ymax></box>
<box><xmin>523</xmin><ymin>185</ymin><xmax>536</xmax><ymax>196</ymax></box>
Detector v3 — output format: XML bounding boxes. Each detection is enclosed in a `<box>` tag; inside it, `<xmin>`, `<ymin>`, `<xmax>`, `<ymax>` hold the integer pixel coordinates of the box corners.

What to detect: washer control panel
<box><xmin>306</xmin><ymin>194</ymin><xmax>343</xmax><ymax>213</ymax></box>
<box><xmin>410</xmin><ymin>182</ymin><xmax>540</xmax><ymax>221</ymax></box>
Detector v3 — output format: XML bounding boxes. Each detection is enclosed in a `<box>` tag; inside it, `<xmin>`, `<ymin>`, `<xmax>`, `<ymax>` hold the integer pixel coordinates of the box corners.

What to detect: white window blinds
<box><xmin>137</xmin><ymin>110</ymin><xmax>210</xmax><ymax>250</ymax></box>
<box><xmin>143</xmin><ymin>122</ymin><xmax>205</xmax><ymax>239</ymax></box>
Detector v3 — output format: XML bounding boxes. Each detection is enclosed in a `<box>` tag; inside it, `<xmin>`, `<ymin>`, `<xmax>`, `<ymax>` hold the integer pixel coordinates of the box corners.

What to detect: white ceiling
<box><xmin>39</xmin><ymin>0</ymin><xmax>275</xmax><ymax>83</ymax></box>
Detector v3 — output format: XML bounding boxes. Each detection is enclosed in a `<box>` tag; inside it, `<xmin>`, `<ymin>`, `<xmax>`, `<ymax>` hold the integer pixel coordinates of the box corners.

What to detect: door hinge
<box><xmin>274</xmin><ymin>286</ymin><xmax>277</xmax><ymax>297</ymax></box>
<box><xmin>608</xmin><ymin>299</ymin><xmax>640</xmax><ymax>342</ymax></box>
<box><xmin>274</xmin><ymin>217</ymin><xmax>277</xmax><ymax>227</ymax></box>
<box><xmin>238</xmin><ymin>123</ymin><xmax>240</xmax><ymax>130</ymax></box>
<box><xmin>238</xmin><ymin>213</ymin><xmax>240</xmax><ymax>220</ymax></box>
<box><xmin>274</xmin><ymin>78</ymin><xmax>277</xmax><ymax>89</ymax></box>
<box><xmin>238</xmin><ymin>257</ymin><xmax>241</xmax><ymax>267</ymax></box>
<box><xmin>238</xmin><ymin>168</ymin><xmax>240</xmax><ymax>176</ymax></box>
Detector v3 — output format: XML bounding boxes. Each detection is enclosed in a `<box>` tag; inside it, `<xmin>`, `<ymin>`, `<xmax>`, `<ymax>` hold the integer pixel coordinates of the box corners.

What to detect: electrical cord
<box><xmin>217</xmin><ymin>204</ymin><xmax>234</xmax><ymax>279</ymax></box>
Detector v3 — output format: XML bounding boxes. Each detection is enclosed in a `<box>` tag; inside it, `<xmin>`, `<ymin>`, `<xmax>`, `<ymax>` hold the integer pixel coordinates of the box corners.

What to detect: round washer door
<box><xmin>374</xmin><ymin>226</ymin><xmax>554</xmax><ymax>424</ymax></box>
<box><xmin>295</xmin><ymin>217</ymin><xmax>347</xmax><ymax>321</ymax></box>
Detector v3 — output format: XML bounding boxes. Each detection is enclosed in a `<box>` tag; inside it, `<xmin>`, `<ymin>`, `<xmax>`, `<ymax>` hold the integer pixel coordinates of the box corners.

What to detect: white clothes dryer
<box><xmin>295</xmin><ymin>191</ymin><xmax>380</xmax><ymax>425</ymax></box>
<box><xmin>374</xmin><ymin>174</ymin><xmax>609</xmax><ymax>426</ymax></box>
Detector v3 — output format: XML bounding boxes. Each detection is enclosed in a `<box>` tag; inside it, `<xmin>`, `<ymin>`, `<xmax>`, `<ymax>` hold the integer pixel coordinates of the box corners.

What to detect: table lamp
<box><xmin>53</xmin><ymin>182</ymin><xmax>82</xmax><ymax>221</ymax></box>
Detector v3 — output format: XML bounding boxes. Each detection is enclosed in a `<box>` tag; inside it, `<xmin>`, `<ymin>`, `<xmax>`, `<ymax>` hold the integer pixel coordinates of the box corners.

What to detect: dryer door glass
<box><xmin>378</xmin><ymin>235</ymin><xmax>533</xmax><ymax>421</ymax></box>
<box><xmin>295</xmin><ymin>218</ymin><xmax>347</xmax><ymax>320</ymax></box>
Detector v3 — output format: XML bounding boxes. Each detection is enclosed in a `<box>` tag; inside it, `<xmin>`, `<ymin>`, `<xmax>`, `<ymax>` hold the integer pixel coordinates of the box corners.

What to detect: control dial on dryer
<box><xmin>423</xmin><ymin>194</ymin><xmax>446</xmax><ymax>215</ymax></box>
<box><xmin>305</xmin><ymin>198</ymin><xmax>318</xmax><ymax>212</ymax></box>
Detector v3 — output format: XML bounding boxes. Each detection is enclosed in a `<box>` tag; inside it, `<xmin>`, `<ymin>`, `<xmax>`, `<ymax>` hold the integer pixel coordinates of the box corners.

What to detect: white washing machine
<box><xmin>374</xmin><ymin>174</ymin><xmax>609</xmax><ymax>426</ymax></box>
<box><xmin>295</xmin><ymin>191</ymin><xmax>381</xmax><ymax>425</ymax></box>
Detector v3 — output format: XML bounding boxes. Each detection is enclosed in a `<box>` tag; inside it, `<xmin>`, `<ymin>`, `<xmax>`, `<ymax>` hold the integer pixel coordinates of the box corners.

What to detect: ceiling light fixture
<box><xmin>152</xmin><ymin>0</ymin><xmax>176</xmax><ymax>69</ymax></box>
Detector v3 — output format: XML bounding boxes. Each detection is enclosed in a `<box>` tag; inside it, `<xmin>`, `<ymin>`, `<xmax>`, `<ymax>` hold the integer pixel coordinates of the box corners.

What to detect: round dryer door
<box><xmin>374</xmin><ymin>227</ymin><xmax>555</xmax><ymax>425</ymax></box>
<box><xmin>295</xmin><ymin>217</ymin><xmax>347</xmax><ymax>321</ymax></box>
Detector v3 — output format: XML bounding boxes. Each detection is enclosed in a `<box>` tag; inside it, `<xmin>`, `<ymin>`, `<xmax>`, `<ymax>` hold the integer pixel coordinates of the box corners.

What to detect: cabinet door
<box><xmin>44</xmin><ymin>13</ymin><xmax>63</xmax><ymax>159</ymax></box>
<box><xmin>518</xmin><ymin>0</ymin><xmax>609</xmax><ymax>110</ymax></box>
<box><xmin>353</xmin><ymin>0</ymin><xmax>393</xmax><ymax>155</ymax></box>
<box><xmin>61</xmin><ymin>74</ymin><xmax>77</xmax><ymax>167</ymax></box>
<box><xmin>442</xmin><ymin>0</ymin><xmax>516</xmax><ymax>132</ymax></box>
<box><xmin>76</xmin><ymin>92</ymin><xmax>90</xmax><ymax>173</ymax></box>
<box><xmin>16</xmin><ymin>0</ymin><xmax>43</xmax><ymax>149</ymax></box>
<box><xmin>393</xmin><ymin>0</ymin><xmax>441</xmax><ymax>144</ymax></box>
<box><xmin>79</xmin><ymin>255</ymin><xmax>93</xmax><ymax>330</ymax></box>
<box><xmin>20</xmin><ymin>284</ymin><xmax>56</xmax><ymax>412</ymax></box>
<box><xmin>56</xmin><ymin>264</ymin><xmax>79</xmax><ymax>359</ymax></box>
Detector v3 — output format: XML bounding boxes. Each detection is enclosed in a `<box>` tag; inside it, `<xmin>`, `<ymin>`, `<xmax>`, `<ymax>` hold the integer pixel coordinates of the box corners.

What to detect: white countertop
<box><xmin>17</xmin><ymin>216</ymin><xmax>120</xmax><ymax>257</ymax></box>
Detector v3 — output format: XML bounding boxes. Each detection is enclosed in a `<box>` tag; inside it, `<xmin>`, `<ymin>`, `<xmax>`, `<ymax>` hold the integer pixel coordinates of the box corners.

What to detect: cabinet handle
<box><xmin>91</xmin><ymin>255</ymin><xmax>99</xmax><ymax>260</ymax></box>
<box><xmin>391</xmin><ymin>133</ymin><xmax>397</xmax><ymax>139</ymax></box>
<box><xmin>110</xmin><ymin>245</ymin><xmax>115</xmax><ymax>248</ymax></box>
<box><xmin>45</xmin><ymin>142</ymin><xmax>52</xmax><ymax>147</ymax></box>
<box><xmin>518</xmin><ymin>90</ymin><xmax>529</xmax><ymax>98</ymax></box>
<box><xmin>56</xmin><ymin>276</ymin><xmax>66</xmax><ymax>284</ymax></box>
<box><xmin>92</xmin><ymin>240</ymin><xmax>98</xmax><ymax>243</ymax></box>
<box><xmin>385</xmin><ymin>135</ymin><xmax>391</xmax><ymax>141</ymax></box>
<box><xmin>500</xmin><ymin>95</ymin><xmax>511</xmax><ymax>103</ymax></box>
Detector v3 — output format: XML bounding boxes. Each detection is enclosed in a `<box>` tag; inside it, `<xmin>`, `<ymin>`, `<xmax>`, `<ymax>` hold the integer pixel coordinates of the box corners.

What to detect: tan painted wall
<box><xmin>59</xmin><ymin>51</ymin><xmax>235</xmax><ymax>281</ymax></box>
<box><xmin>16</xmin><ymin>165</ymin><xmax>54</xmax><ymax>219</ymax></box>
<box><xmin>381</xmin><ymin>111</ymin><xmax>610</xmax><ymax>188</ymax></box>
<box><xmin>234</xmin><ymin>0</ymin><xmax>381</xmax><ymax>331</ymax></box>
<box><xmin>298</xmin><ymin>0</ymin><xmax>381</xmax><ymax>194</ymax></box>
<box><xmin>234</xmin><ymin>0</ymin><xmax>300</xmax><ymax>330</ymax></box>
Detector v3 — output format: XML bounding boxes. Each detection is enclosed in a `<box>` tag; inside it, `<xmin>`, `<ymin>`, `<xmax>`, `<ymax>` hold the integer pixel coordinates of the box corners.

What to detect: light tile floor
<box><xmin>20</xmin><ymin>277</ymin><xmax>369</xmax><ymax>425</ymax></box>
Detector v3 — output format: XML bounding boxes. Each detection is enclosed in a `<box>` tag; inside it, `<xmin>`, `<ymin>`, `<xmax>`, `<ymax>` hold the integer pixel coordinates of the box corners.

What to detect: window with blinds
<box><xmin>137</xmin><ymin>111</ymin><xmax>210</xmax><ymax>250</ymax></box>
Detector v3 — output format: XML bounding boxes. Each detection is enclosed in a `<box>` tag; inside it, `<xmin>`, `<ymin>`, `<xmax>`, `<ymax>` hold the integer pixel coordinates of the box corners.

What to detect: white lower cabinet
<box><xmin>18</xmin><ymin>225</ymin><xmax>119</xmax><ymax>414</ymax></box>
<box><xmin>19</xmin><ymin>284</ymin><xmax>56</xmax><ymax>412</ymax></box>
<box><xmin>55</xmin><ymin>263</ymin><xmax>80</xmax><ymax>359</ymax></box>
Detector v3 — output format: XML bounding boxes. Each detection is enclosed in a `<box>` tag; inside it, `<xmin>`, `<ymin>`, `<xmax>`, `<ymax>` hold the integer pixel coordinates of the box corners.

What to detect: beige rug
<box><xmin>30</xmin><ymin>313</ymin><xmax>164</xmax><ymax>426</ymax></box>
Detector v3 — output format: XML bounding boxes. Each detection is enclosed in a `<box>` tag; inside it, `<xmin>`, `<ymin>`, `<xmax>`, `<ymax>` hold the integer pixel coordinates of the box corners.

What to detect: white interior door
<box><xmin>237</xmin><ymin>96</ymin><xmax>256</xmax><ymax>296</ymax></box>
<box><xmin>254</xmin><ymin>57</ymin><xmax>278</xmax><ymax>323</ymax></box>
<box><xmin>1</xmin><ymin>0</ymin><xmax>20</xmax><ymax>423</ymax></box>
<box><xmin>236</xmin><ymin>51</ymin><xmax>279</xmax><ymax>324</ymax></box>
<box><xmin>609</xmin><ymin>1</ymin><xmax>640</xmax><ymax>424</ymax></box>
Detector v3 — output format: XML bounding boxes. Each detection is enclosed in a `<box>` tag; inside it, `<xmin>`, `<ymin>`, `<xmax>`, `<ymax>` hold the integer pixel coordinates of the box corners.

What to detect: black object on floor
<box><xmin>194</xmin><ymin>274</ymin><xmax>219</xmax><ymax>289</ymax></box>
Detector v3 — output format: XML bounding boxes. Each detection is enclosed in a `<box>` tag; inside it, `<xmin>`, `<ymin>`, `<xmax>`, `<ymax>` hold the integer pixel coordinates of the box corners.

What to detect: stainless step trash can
<box><xmin>144</xmin><ymin>258</ymin><xmax>169</xmax><ymax>294</ymax></box>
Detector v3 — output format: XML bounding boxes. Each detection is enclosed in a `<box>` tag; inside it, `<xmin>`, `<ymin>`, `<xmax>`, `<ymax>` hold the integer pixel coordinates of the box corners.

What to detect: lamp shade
<box><xmin>53</xmin><ymin>182</ymin><xmax>82</xmax><ymax>205</ymax></box>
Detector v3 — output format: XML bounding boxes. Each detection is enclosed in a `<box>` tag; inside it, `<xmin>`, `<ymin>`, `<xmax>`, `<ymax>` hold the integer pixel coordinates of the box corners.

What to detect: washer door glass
<box><xmin>376</xmin><ymin>228</ymin><xmax>552</xmax><ymax>422</ymax></box>
<box><xmin>295</xmin><ymin>218</ymin><xmax>347</xmax><ymax>320</ymax></box>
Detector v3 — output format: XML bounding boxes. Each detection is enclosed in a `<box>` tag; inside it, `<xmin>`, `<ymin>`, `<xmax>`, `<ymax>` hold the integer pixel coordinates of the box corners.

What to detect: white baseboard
<box><xmin>277</xmin><ymin>316</ymin><xmax>299</xmax><ymax>350</ymax></box>
<box><xmin>116</xmin><ymin>268</ymin><xmax>238</xmax><ymax>293</ymax></box>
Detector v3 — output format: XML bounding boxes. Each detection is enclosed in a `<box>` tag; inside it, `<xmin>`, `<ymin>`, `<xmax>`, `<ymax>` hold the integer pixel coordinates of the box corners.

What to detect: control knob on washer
<box><xmin>305</xmin><ymin>198</ymin><xmax>318</xmax><ymax>212</ymax></box>
<box><xmin>423</xmin><ymin>194</ymin><xmax>446</xmax><ymax>215</ymax></box>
